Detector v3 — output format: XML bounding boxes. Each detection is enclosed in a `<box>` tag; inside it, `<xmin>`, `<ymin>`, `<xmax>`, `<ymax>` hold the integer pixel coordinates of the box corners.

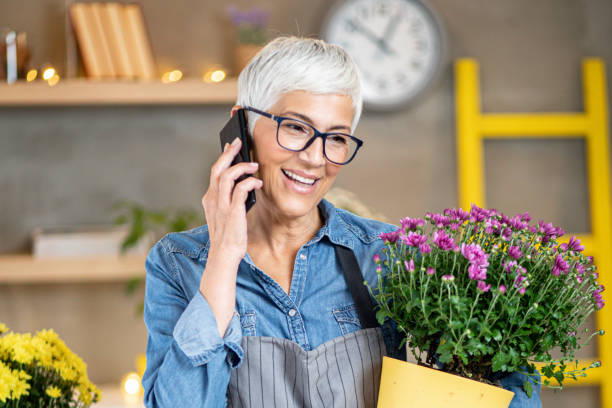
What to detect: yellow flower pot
<box><xmin>377</xmin><ymin>356</ymin><xmax>515</xmax><ymax>408</ymax></box>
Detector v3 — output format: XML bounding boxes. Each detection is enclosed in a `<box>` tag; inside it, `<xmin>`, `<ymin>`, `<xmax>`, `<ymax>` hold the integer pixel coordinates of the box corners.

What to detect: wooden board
<box><xmin>0</xmin><ymin>254</ymin><xmax>146</xmax><ymax>284</ymax></box>
<box><xmin>0</xmin><ymin>78</ymin><xmax>237</xmax><ymax>105</ymax></box>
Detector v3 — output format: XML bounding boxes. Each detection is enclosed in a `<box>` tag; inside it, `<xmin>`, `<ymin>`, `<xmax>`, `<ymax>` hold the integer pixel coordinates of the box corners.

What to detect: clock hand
<box><xmin>382</xmin><ymin>13</ymin><xmax>401</xmax><ymax>42</ymax></box>
<box><xmin>378</xmin><ymin>14</ymin><xmax>401</xmax><ymax>55</ymax></box>
<box><xmin>347</xmin><ymin>20</ymin><xmax>393</xmax><ymax>55</ymax></box>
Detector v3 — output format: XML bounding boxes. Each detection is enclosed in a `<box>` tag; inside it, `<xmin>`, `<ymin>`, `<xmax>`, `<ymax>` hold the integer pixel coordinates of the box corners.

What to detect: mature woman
<box><xmin>142</xmin><ymin>36</ymin><xmax>541</xmax><ymax>408</ymax></box>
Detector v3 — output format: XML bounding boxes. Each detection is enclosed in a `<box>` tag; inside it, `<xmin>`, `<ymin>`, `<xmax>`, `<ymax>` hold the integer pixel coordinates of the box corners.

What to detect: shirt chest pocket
<box><xmin>332</xmin><ymin>303</ymin><xmax>363</xmax><ymax>335</ymax></box>
<box><xmin>239</xmin><ymin>311</ymin><xmax>257</xmax><ymax>337</ymax></box>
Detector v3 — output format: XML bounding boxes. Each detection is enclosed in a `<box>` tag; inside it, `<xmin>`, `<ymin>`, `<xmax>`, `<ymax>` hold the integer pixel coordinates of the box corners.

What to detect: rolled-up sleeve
<box><xmin>174</xmin><ymin>291</ymin><xmax>244</xmax><ymax>368</ymax></box>
<box><xmin>142</xmin><ymin>241</ymin><xmax>243</xmax><ymax>408</ymax></box>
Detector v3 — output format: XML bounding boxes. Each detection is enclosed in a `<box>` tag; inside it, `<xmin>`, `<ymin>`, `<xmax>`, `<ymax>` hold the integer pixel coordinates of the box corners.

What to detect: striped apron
<box><xmin>227</xmin><ymin>245</ymin><xmax>387</xmax><ymax>408</ymax></box>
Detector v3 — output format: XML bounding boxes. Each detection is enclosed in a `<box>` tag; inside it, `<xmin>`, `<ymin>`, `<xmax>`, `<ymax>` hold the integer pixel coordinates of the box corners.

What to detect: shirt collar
<box><xmin>309</xmin><ymin>198</ymin><xmax>354</xmax><ymax>249</ymax></box>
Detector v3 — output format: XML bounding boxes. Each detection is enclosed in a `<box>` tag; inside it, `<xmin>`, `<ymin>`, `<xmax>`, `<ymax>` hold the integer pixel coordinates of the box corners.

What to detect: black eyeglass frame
<box><xmin>244</xmin><ymin>106</ymin><xmax>364</xmax><ymax>165</ymax></box>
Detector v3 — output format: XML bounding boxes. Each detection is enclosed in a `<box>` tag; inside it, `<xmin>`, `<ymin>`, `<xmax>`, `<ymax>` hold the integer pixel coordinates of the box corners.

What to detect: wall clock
<box><xmin>322</xmin><ymin>0</ymin><xmax>446</xmax><ymax>111</ymax></box>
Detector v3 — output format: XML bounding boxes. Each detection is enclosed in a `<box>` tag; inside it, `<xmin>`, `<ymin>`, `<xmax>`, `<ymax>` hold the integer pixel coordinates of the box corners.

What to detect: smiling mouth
<box><xmin>282</xmin><ymin>169</ymin><xmax>319</xmax><ymax>186</ymax></box>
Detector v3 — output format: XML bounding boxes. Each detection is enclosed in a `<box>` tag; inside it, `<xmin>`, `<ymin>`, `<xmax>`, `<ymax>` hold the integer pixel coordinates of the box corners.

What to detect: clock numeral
<box><xmin>410</xmin><ymin>19</ymin><xmax>423</xmax><ymax>33</ymax></box>
<box><xmin>411</xmin><ymin>60</ymin><xmax>423</xmax><ymax>71</ymax></box>
<box><xmin>377</xmin><ymin>78</ymin><xmax>388</xmax><ymax>91</ymax></box>
<box><xmin>359</xmin><ymin>5</ymin><xmax>371</xmax><ymax>19</ymax></box>
<box><xmin>396</xmin><ymin>72</ymin><xmax>408</xmax><ymax>85</ymax></box>
<box><xmin>415</xmin><ymin>40</ymin><xmax>428</xmax><ymax>51</ymax></box>
<box><xmin>375</xmin><ymin>1</ymin><xmax>390</xmax><ymax>16</ymax></box>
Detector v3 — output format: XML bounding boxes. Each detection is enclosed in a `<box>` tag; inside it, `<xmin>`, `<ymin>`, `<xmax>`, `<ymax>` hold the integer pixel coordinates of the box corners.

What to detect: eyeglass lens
<box><xmin>277</xmin><ymin>118</ymin><xmax>358</xmax><ymax>164</ymax></box>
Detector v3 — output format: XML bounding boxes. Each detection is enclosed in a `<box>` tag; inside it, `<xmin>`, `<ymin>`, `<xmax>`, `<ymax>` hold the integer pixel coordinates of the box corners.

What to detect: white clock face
<box><xmin>323</xmin><ymin>0</ymin><xmax>444</xmax><ymax>110</ymax></box>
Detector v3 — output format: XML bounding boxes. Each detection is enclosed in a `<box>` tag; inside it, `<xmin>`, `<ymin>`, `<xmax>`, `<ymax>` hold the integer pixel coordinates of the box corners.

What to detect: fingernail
<box><xmin>250</xmin><ymin>162</ymin><xmax>258</xmax><ymax>167</ymax></box>
<box><xmin>223</xmin><ymin>143</ymin><xmax>230</xmax><ymax>152</ymax></box>
<box><xmin>231</xmin><ymin>137</ymin><xmax>240</xmax><ymax>146</ymax></box>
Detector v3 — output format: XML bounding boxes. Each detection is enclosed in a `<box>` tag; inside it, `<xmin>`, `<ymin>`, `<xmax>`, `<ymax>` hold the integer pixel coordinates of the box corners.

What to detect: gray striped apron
<box><xmin>228</xmin><ymin>245</ymin><xmax>387</xmax><ymax>408</ymax></box>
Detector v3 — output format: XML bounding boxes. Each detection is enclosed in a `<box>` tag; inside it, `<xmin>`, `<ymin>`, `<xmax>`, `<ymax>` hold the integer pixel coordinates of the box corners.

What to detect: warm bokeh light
<box><xmin>161</xmin><ymin>69</ymin><xmax>183</xmax><ymax>83</ymax></box>
<box><xmin>42</xmin><ymin>67</ymin><xmax>56</xmax><ymax>80</ymax></box>
<box><xmin>202</xmin><ymin>68</ymin><xmax>227</xmax><ymax>83</ymax></box>
<box><xmin>123</xmin><ymin>374</ymin><xmax>140</xmax><ymax>395</ymax></box>
<box><xmin>47</xmin><ymin>74</ymin><xmax>60</xmax><ymax>86</ymax></box>
<box><xmin>210</xmin><ymin>69</ymin><xmax>226</xmax><ymax>82</ymax></box>
<box><xmin>26</xmin><ymin>69</ymin><xmax>37</xmax><ymax>82</ymax></box>
<box><xmin>121</xmin><ymin>371</ymin><xmax>143</xmax><ymax>405</ymax></box>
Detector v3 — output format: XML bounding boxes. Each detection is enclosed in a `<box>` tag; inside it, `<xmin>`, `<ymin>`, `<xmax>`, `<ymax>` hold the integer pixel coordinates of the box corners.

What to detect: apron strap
<box><xmin>333</xmin><ymin>245</ymin><xmax>380</xmax><ymax>329</ymax></box>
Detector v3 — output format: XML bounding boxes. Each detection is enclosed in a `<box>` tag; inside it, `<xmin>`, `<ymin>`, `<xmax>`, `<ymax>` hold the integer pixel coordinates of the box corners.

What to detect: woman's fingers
<box><xmin>217</xmin><ymin>162</ymin><xmax>259</xmax><ymax>208</ymax></box>
<box><xmin>209</xmin><ymin>137</ymin><xmax>242</xmax><ymax>189</ymax></box>
<box><xmin>231</xmin><ymin>176</ymin><xmax>263</xmax><ymax>209</ymax></box>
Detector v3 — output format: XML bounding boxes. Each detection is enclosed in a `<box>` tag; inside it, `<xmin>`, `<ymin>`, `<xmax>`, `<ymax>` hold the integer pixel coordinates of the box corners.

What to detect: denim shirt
<box><xmin>142</xmin><ymin>199</ymin><xmax>541</xmax><ymax>408</ymax></box>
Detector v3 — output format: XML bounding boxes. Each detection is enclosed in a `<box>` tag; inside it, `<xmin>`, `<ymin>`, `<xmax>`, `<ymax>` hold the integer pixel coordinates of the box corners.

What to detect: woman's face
<box><xmin>248</xmin><ymin>90</ymin><xmax>354</xmax><ymax>219</ymax></box>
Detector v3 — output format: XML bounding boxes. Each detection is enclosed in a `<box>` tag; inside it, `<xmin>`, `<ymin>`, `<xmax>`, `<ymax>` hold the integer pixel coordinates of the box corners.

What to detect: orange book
<box><xmin>123</xmin><ymin>4</ymin><xmax>156</xmax><ymax>80</ymax></box>
<box><xmin>69</xmin><ymin>3</ymin><xmax>104</xmax><ymax>78</ymax></box>
<box><xmin>89</xmin><ymin>2</ymin><xmax>117</xmax><ymax>78</ymax></box>
<box><xmin>103</xmin><ymin>3</ymin><xmax>136</xmax><ymax>78</ymax></box>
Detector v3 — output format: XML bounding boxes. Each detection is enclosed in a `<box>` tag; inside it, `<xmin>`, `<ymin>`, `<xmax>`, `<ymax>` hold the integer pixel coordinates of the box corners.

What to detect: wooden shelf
<box><xmin>0</xmin><ymin>78</ymin><xmax>237</xmax><ymax>106</ymax></box>
<box><xmin>0</xmin><ymin>254</ymin><xmax>146</xmax><ymax>284</ymax></box>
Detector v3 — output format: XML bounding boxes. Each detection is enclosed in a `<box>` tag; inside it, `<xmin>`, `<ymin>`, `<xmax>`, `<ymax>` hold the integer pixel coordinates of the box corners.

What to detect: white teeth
<box><xmin>283</xmin><ymin>170</ymin><xmax>317</xmax><ymax>185</ymax></box>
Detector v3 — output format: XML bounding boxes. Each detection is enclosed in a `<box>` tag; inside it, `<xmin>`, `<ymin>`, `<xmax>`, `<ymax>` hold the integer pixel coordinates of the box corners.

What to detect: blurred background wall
<box><xmin>1</xmin><ymin>0</ymin><xmax>611</xmax><ymax>406</ymax></box>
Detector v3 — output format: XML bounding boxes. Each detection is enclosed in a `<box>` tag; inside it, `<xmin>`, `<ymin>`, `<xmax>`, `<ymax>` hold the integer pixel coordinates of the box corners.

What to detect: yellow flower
<box><xmin>0</xmin><ymin>323</ymin><xmax>7</xmax><ymax>334</ymax></box>
<box><xmin>45</xmin><ymin>385</ymin><xmax>62</xmax><ymax>398</ymax></box>
<box><xmin>1</xmin><ymin>327</ymin><xmax>101</xmax><ymax>406</ymax></box>
<box><xmin>0</xmin><ymin>362</ymin><xmax>31</xmax><ymax>403</ymax></box>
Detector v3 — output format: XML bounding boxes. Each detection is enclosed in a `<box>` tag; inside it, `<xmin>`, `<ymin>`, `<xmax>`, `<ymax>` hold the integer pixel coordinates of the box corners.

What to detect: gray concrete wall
<box><xmin>1</xmin><ymin>0</ymin><xmax>611</xmax><ymax>405</ymax></box>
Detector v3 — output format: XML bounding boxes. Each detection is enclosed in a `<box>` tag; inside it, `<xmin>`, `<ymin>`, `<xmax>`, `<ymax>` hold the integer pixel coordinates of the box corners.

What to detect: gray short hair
<box><xmin>236</xmin><ymin>36</ymin><xmax>363</xmax><ymax>134</ymax></box>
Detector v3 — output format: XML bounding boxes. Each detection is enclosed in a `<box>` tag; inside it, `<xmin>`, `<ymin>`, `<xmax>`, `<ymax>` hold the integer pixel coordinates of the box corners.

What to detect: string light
<box><xmin>42</xmin><ymin>66</ymin><xmax>56</xmax><ymax>81</ymax></box>
<box><xmin>202</xmin><ymin>68</ymin><xmax>227</xmax><ymax>83</ymax></box>
<box><xmin>47</xmin><ymin>74</ymin><xmax>60</xmax><ymax>86</ymax></box>
<box><xmin>26</xmin><ymin>69</ymin><xmax>37</xmax><ymax>82</ymax></box>
<box><xmin>161</xmin><ymin>69</ymin><xmax>183</xmax><ymax>83</ymax></box>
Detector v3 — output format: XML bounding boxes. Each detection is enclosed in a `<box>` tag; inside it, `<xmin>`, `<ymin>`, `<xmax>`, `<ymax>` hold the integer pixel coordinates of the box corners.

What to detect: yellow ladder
<box><xmin>455</xmin><ymin>58</ymin><xmax>610</xmax><ymax>406</ymax></box>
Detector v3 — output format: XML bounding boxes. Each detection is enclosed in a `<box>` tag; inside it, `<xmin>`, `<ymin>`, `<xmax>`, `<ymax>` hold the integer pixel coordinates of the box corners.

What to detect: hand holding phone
<box><xmin>219</xmin><ymin>109</ymin><xmax>257</xmax><ymax>212</ymax></box>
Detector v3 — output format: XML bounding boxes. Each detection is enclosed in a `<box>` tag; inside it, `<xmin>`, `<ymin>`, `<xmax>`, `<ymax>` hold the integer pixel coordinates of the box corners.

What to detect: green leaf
<box><xmin>523</xmin><ymin>380</ymin><xmax>533</xmax><ymax>398</ymax></box>
<box><xmin>125</xmin><ymin>277</ymin><xmax>144</xmax><ymax>295</ymax></box>
<box><xmin>492</xmin><ymin>351</ymin><xmax>510</xmax><ymax>371</ymax></box>
<box><xmin>376</xmin><ymin>310</ymin><xmax>387</xmax><ymax>325</ymax></box>
<box><xmin>136</xmin><ymin>301</ymin><xmax>144</xmax><ymax>316</ymax></box>
<box><xmin>114</xmin><ymin>214</ymin><xmax>128</xmax><ymax>225</ymax></box>
<box><xmin>493</xmin><ymin>329</ymin><xmax>502</xmax><ymax>342</ymax></box>
<box><xmin>436</xmin><ymin>341</ymin><xmax>455</xmax><ymax>364</ymax></box>
<box><xmin>508</xmin><ymin>347</ymin><xmax>520</xmax><ymax>365</ymax></box>
<box><xmin>449</xmin><ymin>320</ymin><xmax>464</xmax><ymax>330</ymax></box>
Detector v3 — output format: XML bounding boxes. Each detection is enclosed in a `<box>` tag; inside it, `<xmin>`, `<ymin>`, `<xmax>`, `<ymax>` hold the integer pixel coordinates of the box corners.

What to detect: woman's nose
<box><xmin>298</xmin><ymin>136</ymin><xmax>326</xmax><ymax>166</ymax></box>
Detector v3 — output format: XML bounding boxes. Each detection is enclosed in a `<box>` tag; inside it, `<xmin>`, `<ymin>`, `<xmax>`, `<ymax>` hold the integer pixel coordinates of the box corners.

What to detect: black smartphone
<box><xmin>219</xmin><ymin>108</ymin><xmax>257</xmax><ymax>212</ymax></box>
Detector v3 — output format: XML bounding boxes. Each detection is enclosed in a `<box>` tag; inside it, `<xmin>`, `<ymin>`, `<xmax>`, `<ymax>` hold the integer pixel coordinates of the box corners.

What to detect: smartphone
<box><xmin>219</xmin><ymin>108</ymin><xmax>257</xmax><ymax>212</ymax></box>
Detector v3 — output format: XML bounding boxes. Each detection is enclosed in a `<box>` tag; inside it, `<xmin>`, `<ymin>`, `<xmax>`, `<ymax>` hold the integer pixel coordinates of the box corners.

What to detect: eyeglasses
<box><xmin>244</xmin><ymin>106</ymin><xmax>363</xmax><ymax>165</ymax></box>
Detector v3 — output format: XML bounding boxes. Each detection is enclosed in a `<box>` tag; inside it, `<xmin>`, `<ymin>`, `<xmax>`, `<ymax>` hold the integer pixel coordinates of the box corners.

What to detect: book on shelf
<box><xmin>69</xmin><ymin>3</ymin><xmax>104</xmax><ymax>78</ymax></box>
<box><xmin>89</xmin><ymin>2</ymin><xmax>117</xmax><ymax>77</ymax></box>
<box><xmin>124</xmin><ymin>3</ymin><xmax>156</xmax><ymax>80</ymax></box>
<box><xmin>68</xmin><ymin>2</ymin><xmax>156</xmax><ymax>80</ymax></box>
<box><xmin>103</xmin><ymin>2</ymin><xmax>136</xmax><ymax>78</ymax></box>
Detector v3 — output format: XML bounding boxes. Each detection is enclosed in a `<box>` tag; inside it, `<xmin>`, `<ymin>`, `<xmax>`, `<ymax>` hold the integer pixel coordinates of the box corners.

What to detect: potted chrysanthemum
<box><xmin>369</xmin><ymin>205</ymin><xmax>604</xmax><ymax>407</ymax></box>
<box><xmin>0</xmin><ymin>323</ymin><xmax>101</xmax><ymax>408</ymax></box>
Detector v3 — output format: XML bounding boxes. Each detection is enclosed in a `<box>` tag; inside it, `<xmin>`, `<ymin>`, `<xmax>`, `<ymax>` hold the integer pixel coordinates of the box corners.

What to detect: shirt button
<box><xmin>299</xmin><ymin>254</ymin><xmax>307</xmax><ymax>260</ymax></box>
<box><xmin>288</xmin><ymin>308</ymin><xmax>297</xmax><ymax>317</ymax></box>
